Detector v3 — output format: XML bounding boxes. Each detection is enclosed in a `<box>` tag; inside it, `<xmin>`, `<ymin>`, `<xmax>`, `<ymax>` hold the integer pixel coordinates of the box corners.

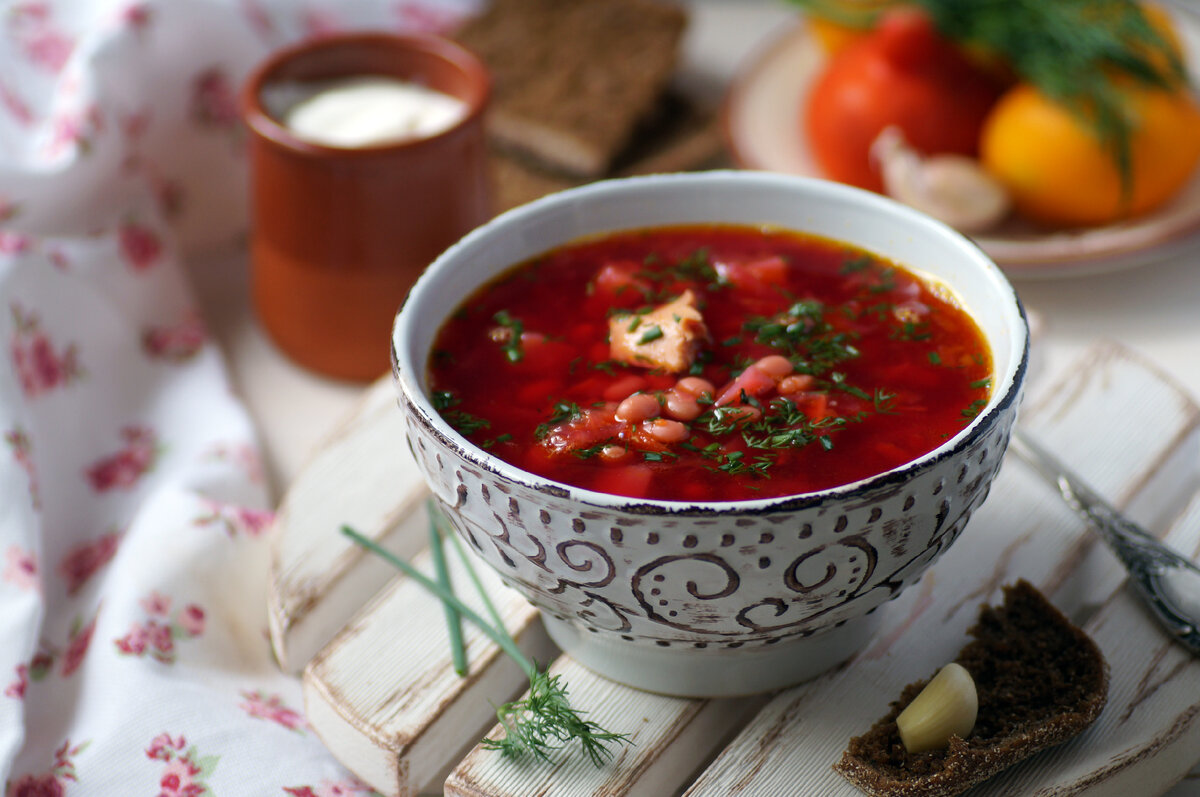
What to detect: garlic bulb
<box><xmin>872</xmin><ymin>126</ymin><xmax>1011</xmax><ymax>233</ymax></box>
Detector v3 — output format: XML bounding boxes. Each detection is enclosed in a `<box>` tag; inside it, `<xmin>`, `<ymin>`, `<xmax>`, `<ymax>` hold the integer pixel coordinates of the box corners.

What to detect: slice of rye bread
<box><xmin>835</xmin><ymin>580</ymin><xmax>1109</xmax><ymax>797</ymax></box>
<box><xmin>489</xmin><ymin>90</ymin><xmax>727</xmax><ymax>214</ymax></box>
<box><xmin>454</xmin><ymin>0</ymin><xmax>688</xmax><ymax>178</ymax></box>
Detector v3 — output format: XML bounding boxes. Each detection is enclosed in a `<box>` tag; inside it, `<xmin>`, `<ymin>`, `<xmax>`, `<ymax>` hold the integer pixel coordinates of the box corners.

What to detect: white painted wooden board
<box><xmin>268</xmin><ymin>342</ymin><xmax>1200</xmax><ymax>796</ymax></box>
<box><xmin>268</xmin><ymin>379</ymin><xmax>431</xmax><ymax>673</ymax></box>
<box><xmin>304</xmin><ymin>543</ymin><xmax>556</xmax><ymax>796</ymax></box>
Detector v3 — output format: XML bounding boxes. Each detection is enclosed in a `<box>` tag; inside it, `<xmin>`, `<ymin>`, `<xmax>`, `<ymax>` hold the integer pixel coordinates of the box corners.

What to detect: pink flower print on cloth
<box><xmin>84</xmin><ymin>426</ymin><xmax>159</xmax><ymax>492</ymax></box>
<box><xmin>0</xmin><ymin>81</ymin><xmax>34</xmax><ymax>127</ymax></box>
<box><xmin>118</xmin><ymin>220</ymin><xmax>163</xmax><ymax>271</ymax></box>
<box><xmin>4</xmin><ymin>664</ymin><xmax>30</xmax><ymax>700</ymax></box>
<box><xmin>205</xmin><ymin>442</ymin><xmax>264</xmax><ymax>486</ymax></box>
<box><xmin>5</xmin><ymin>427</ymin><xmax>39</xmax><ymax>508</ymax></box>
<box><xmin>8</xmin><ymin>2</ymin><xmax>75</xmax><ymax>74</ymax></box>
<box><xmin>44</xmin><ymin>105</ymin><xmax>103</xmax><ymax>159</ymax></box>
<box><xmin>190</xmin><ymin>68</ymin><xmax>239</xmax><ymax>129</ymax></box>
<box><xmin>5</xmin><ymin>738</ymin><xmax>89</xmax><ymax>797</ymax></box>
<box><xmin>238</xmin><ymin>690</ymin><xmax>306</xmax><ymax>733</ymax></box>
<box><xmin>60</xmin><ymin>612</ymin><xmax>98</xmax><ymax>678</ymax></box>
<box><xmin>10</xmin><ymin>304</ymin><xmax>84</xmax><ymax>399</ymax></box>
<box><xmin>142</xmin><ymin>312</ymin><xmax>207</xmax><ymax>362</ymax></box>
<box><xmin>393</xmin><ymin>1</ymin><xmax>468</xmax><ymax>34</ymax></box>
<box><xmin>5</xmin><ymin>650</ymin><xmax>54</xmax><ymax>699</ymax></box>
<box><xmin>4</xmin><ymin>545</ymin><xmax>39</xmax><ymax>592</ymax></box>
<box><xmin>146</xmin><ymin>733</ymin><xmax>218</xmax><ymax>797</ymax></box>
<box><xmin>284</xmin><ymin>779</ymin><xmax>384</xmax><ymax>797</ymax></box>
<box><xmin>114</xmin><ymin>592</ymin><xmax>205</xmax><ymax>664</ymax></box>
<box><xmin>193</xmin><ymin>498</ymin><xmax>273</xmax><ymax>538</ymax></box>
<box><xmin>119</xmin><ymin>2</ymin><xmax>153</xmax><ymax>32</ymax></box>
<box><xmin>0</xmin><ymin>230</ymin><xmax>33</xmax><ymax>255</ymax></box>
<box><xmin>0</xmin><ymin>196</ymin><xmax>20</xmax><ymax>222</ymax></box>
<box><xmin>301</xmin><ymin>8</ymin><xmax>340</xmax><ymax>38</ymax></box>
<box><xmin>58</xmin><ymin>530</ymin><xmax>121</xmax><ymax>595</ymax></box>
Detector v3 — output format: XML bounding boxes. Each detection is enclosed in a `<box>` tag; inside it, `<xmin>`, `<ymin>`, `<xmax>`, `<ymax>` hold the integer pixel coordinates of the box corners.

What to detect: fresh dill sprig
<box><xmin>483</xmin><ymin>670</ymin><xmax>631</xmax><ymax>766</ymax></box>
<box><xmin>340</xmin><ymin>523</ymin><xmax>632</xmax><ymax>767</ymax></box>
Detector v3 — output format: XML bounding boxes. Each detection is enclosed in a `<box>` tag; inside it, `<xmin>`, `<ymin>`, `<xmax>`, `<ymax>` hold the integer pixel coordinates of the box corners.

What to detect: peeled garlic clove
<box><xmin>896</xmin><ymin>662</ymin><xmax>978</xmax><ymax>753</ymax></box>
<box><xmin>872</xmin><ymin>126</ymin><xmax>1011</xmax><ymax>234</ymax></box>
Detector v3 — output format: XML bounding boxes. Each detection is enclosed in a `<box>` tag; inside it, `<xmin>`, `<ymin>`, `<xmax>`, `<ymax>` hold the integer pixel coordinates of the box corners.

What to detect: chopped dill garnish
<box><xmin>492</xmin><ymin>310</ymin><xmax>525</xmax><ymax>363</ymax></box>
<box><xmin>443</xmin><ymin>410</ymin><xmax>490</xmax><ymax>436</ymax></box>
<box><xmin>638</xmin><ymin>325</ymin><xmax>664</xmax><ymax>344</ymax></box>
<box><xmin>840</xmin><ymin>254</ymin><xmax>873</xmax><ymax>274</ymax></box>
<box><xmin>534</xmin><ymin>401</ymin><xmax>584</xmax><ymax>440</ymax></box>
<box><xmin>962</xmin><ymin>398</ymin><xmax>988</xmax><ymax>418</ymax></box>
<box><xmin>873</xmin><ymin>388</ymin><xmax>898</xmax><ymax>414</ymax></box>
<box><xmin>432</xmin><ymin>390</ymin><xmax>459</xmax><ymax>411</ymax></box>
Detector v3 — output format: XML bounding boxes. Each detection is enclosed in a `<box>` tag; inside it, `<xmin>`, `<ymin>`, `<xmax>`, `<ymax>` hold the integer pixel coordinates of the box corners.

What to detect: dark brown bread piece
<box><xmin>835</xmin><ymin>580</ymin><xmax>1109</xmax><ymax>797</ymax></box>
<box><xmin>488</xmin><ymin>91</ymin><xmax>727</xmax><ymax>214</ymax></box>
<box><xmin>455</xmin><ymin>0</ymin><xmax>688</xmax><ymax>177</ymax></box>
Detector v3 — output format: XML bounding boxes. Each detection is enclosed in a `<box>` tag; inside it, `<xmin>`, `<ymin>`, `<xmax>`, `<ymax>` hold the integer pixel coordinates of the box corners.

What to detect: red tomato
<box><xmin>804</xmin><ymin>8</ymin><xmax>1004</xmax><ymax>192</ymax></box>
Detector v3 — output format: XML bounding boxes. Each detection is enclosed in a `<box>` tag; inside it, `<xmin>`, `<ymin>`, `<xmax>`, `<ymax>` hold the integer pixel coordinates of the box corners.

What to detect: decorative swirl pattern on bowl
<box><xmin>402</xmin><ymin>396</ymin><xmax>1015</xmax><ymax>651</ymax></box>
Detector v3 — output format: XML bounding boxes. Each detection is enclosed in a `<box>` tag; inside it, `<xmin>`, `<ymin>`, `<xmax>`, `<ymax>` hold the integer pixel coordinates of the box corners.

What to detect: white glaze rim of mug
<box><xmin>392</xmin><ymin>170</ymin><xmax>1029</xmax><ymax>513</ymax></box>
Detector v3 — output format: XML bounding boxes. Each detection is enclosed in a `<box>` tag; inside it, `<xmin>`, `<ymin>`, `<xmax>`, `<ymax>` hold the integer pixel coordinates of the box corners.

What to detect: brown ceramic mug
<box><xmin>241</xmin><ymin>33</ymin><xmax>491</xmax><ymax>381</ymax></box>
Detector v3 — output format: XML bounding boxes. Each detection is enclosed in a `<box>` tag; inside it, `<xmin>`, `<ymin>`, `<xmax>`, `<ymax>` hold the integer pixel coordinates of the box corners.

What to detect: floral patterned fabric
<box><xmin>0</xmin><ymin>1</ymin><xmax>480</xmax><ymax>794</ymax></box>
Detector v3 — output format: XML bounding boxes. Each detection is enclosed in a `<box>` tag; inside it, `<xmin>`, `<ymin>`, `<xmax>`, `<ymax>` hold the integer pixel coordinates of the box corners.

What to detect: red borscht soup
<box><xmin>427</xmin><ymin>225</ymin><xmax>992</xmax><ymax>501</ymax></box>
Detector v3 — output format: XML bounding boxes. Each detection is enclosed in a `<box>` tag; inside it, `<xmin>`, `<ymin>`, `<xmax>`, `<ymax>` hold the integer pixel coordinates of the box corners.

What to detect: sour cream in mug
<box><xmin>281</xmin><ymin>76</ymin><xmax>467</xmax><ymax>148</ymax></box>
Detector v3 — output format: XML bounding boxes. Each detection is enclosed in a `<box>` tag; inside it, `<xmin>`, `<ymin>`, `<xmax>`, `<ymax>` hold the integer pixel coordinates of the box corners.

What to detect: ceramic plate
<box><xmin>722</xmin><ymin>13</ymin><xmax>1200</xmax><ymax>280</ymax></box>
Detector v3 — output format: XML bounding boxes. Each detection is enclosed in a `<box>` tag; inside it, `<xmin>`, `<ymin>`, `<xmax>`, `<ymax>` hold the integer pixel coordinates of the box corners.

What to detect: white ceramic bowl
<box><xmin>392</xmin><ymin>171</ymin><xmax>1028</xmax><ymax>697</ymax></box>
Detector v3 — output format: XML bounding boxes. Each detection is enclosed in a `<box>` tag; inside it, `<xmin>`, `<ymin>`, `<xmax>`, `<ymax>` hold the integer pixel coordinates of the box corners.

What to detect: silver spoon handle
<box><xmin>1009</xmin><ymin>428</ymin><xmax>1200</xmax><ymax>655</ymax></box>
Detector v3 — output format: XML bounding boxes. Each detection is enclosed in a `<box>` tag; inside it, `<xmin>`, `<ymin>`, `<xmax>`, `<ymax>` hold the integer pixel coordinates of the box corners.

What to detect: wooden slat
<box><xmin>445</xmin><ymin>656</ymin><xmax>770</xmax><ymax>797</ymax></box>
<box><xmin>268</xmin><ymin>377</ymin><xmax>431</xmax><ymax>672</ymax></box>
<box><xmin>681</xmin><ymin>343</ymin><xmax>1200</xmax><ymax>796</ymax></box>
<box><xmin>304</xmin><ymin>542</ymin><xmax>557</xmax><ymax>797</ymax></box>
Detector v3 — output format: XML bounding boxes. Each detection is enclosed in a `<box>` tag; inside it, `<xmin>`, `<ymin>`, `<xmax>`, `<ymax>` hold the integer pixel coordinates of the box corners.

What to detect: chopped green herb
<box><xmin>432</xmin><ymin>390</ymin><xmax>460</xmax><ymax>411</ymax></box>
<box><xmin>962</xmin><ymin>398</ymin><xmax>988</xmax><ymax>418</ymax></box>
<box><xmin>638</xmin><ymin>325</ymin><xmax>664</xmax><ymax>345</ymax></box>
<box><xmin>970</xmin><ymin>377</ymin><xmax>993</xmax><ymax>390</ymax></box>
<box><xmin>840</xmin><ymin>255</ymin><xmax>872</xmax><ymax>274</ymax></box>
<box><xmin>493</xmin><ymin>311</ymin><xmax>525</xmax><ymax>363</ymax></box>
<box><xmin>444</xmin><ymin>410</ymin><xmax>490</xmax><ymax>436</ymax></box>
<box><xmin>873</xmin><ymin>388</ymin><xmax>898</xmax><ymax>415</ymax></box>
<box><xmin>534</xmin><ymin>401</ymin><xmax>584</xmax><ymax>440</ymax></box>
<box><xmin>574</xmin><ymin>441</ymin><xmax>613</xmax><ymax>460</ymax></box>
<box><xmin>712</xmin><ymin>450</ymin><xmax>774</xmax><ymax>478</ymax></box>
<box><xmin>893</xmin><ymin>321</ymin><xmax>932</xmax><ymax>342</ymax></box>
<box><xmin>927</xmin><ymin>351</ymin><xmax>942</xmax><ymax>365</ymax></box>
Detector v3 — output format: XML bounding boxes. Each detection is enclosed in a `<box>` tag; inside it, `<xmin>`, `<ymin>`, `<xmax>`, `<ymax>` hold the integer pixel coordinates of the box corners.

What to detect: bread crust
<box><xmin>455</xmin><ymin>0</ymin><xmax>688</xmax><ymax>177</ymax></box>
<box><xmin>834</xmin><ymin>580</ymin><xmax>1110</xmax><ymax>797</ymax></box>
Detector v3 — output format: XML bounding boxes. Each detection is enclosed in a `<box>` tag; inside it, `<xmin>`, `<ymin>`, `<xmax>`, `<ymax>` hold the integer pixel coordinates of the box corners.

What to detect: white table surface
<box><xmin>189</xmin><ymin>2</ymin><xmax>1200</xmax><ymax>792</ymax></box>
